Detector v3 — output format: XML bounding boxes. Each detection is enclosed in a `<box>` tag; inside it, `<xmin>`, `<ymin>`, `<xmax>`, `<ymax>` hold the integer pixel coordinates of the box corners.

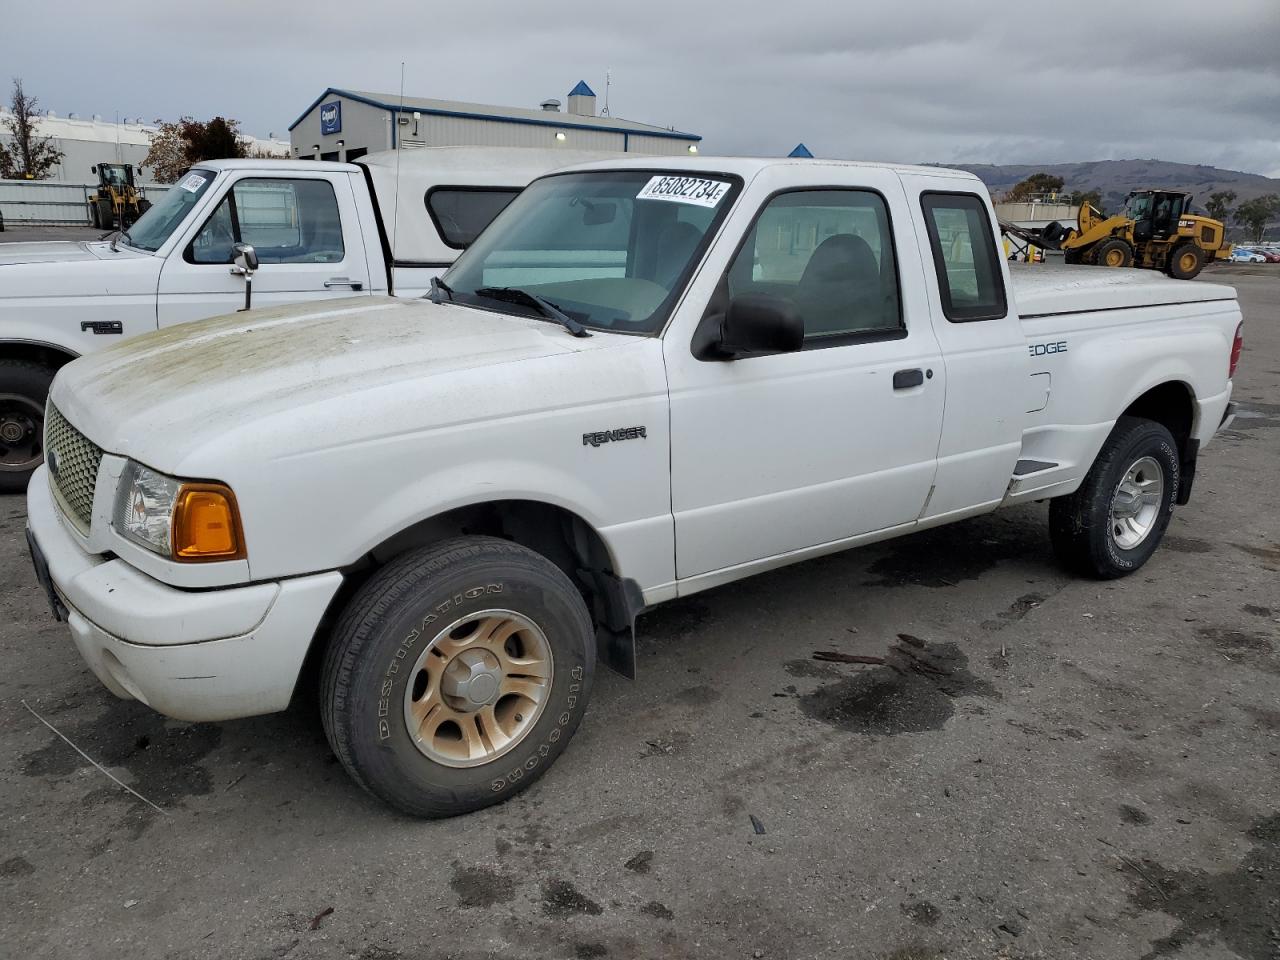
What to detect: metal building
<box><xmin>288</xmin><ymin>82</ymin><xmax>701</xmax><ymax>162</ymax></box>
<box><xmin>0</xmin><ymin>110</ymin><xmax>290</xmax><ymax>184</ymax></box>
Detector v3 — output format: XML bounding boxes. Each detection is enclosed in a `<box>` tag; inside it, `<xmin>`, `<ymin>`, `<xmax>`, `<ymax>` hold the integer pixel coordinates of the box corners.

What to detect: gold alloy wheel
<box><xmin>402</xmin><ymin>609</ymin><xmax>554</xmax><ymax>768</ymax></box>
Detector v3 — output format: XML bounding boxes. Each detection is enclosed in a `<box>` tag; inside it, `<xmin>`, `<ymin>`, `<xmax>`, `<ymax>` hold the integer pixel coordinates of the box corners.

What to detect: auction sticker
<box><xmin>179</xmin><ymin>173</ymin><xmax>208</xmax><ymax>193</ymax></box>
<box><xmin>637</xmin><ymin>175</ymin><xmax>730</xmax><ymax>208</ymax></box>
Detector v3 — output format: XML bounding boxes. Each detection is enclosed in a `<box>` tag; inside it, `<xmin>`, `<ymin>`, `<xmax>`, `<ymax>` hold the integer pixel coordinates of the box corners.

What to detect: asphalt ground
<box><xmin>1</xmin><ymin>269</ymin><xmax>1277</xmax><ymax>960</ymax></box>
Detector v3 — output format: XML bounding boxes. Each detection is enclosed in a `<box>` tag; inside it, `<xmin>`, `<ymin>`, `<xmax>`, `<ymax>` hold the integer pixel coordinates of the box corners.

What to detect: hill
<box><xmin>949</xmin><ymin>159</ymin><xmax>1279</xmax><ymax>224</ymax></box>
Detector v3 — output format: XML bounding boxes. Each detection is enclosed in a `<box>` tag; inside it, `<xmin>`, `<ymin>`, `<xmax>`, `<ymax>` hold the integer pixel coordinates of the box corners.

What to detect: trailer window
<box><xmin>426</xmin><ymin>187</ymin><xmax>521</xmax><ymax>249</ymax></box>
<box><xmin>920</xmin><ymin>192</ymin><xmax>1007</xmax><ymax>322</ymax></box>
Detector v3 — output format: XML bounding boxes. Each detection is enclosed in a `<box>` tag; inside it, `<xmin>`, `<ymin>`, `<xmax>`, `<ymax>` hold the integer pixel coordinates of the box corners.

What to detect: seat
<box><xmin>794</xmin><ymin>233</ymin><xmax>884</xmax><ymax>335</ymax></box>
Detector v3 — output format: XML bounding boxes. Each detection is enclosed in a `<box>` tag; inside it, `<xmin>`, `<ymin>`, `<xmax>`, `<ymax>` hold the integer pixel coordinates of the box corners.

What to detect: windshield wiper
<box><xmin>427</xmin><ymin>275</ymin><xmax>453</xmax><ymax>302</ymax></box>
<box><xmin>473</xmin><ymin>286</ymin><xmax>592</xmax><ymax>338</ymax></box>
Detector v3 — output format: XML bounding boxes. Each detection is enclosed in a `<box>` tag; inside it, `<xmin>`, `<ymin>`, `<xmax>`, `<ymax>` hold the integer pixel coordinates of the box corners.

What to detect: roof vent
<box><xmin>566</xmin><ymin>81</ymin><xmax>596</xmax><ymax>117</ymax></box>
<box><xmin>540</xmin><ymin>98</ymin><xmax>561</xmax><ymax>112</ymax></box>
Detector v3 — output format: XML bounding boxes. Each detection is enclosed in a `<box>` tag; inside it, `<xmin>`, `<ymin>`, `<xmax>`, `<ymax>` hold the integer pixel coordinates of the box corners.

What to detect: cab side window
<box><xmin>426</xmin><ymin>187</ymin><xmax>520</xmax><ymax>249</ymax></box>
<box><xmin>187</xmin><ymin>179</ymin><xmax>344</xmax><ymax>265</ymax></box>
<box><xmin>920</xmin><ymin>192</ymin><xmax>1007</xmax><ymax>322</ymax></box>
<box><xmin>726</xmin><ymin>189</ymin><xmax>902</xmax><ymax>344</ymax></box>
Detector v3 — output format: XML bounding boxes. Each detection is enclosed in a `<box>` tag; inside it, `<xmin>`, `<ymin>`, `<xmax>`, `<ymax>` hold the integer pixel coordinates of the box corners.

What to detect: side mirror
<box><xmin>232</xmin><ymin>242</ymin><xmax>259</xmax><ymax>275</ymax></box>
<box><xmin>718</xmin><ymin>293</ymin><xmax>803</xmax><ymax>358</ymax></box>
<box><xmin>232</xmin><ymin>243</ymin><xmax>259</xmax><ymax>312</ymax></box>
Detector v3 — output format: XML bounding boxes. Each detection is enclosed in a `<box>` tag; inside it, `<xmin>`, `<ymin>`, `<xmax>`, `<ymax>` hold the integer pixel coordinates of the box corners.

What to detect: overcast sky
<box><xmin>4</xmin><ymin>0</ymin><xmax>1278</xmax><ymax>176</ymax></box>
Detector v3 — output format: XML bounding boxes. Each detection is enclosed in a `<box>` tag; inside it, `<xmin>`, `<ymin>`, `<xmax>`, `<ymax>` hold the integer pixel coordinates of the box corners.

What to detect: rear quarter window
<box><xmin>426</xmin><ymin>187</ymin><xmax>521</xmax><ymax>249</ymax></box>
<box><xmin>920</xmin><ymin>192</ymin><xmax>1007</xmax><ymax>322</ymax></box>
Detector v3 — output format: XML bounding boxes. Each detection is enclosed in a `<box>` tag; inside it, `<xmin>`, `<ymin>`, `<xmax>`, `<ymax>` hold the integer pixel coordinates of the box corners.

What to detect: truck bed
<box><xmin>1009</xmin><ymin>264</ymin><xmax>1237</xmax><ymax>318</ymax></box>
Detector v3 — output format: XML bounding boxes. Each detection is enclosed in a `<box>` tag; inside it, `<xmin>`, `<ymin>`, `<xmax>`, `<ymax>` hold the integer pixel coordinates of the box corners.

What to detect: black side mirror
<box><xmin>717</xmin><ymin>293</ymin><xmax>803</xmax><ymax>358</ymax></box>
<box><xmin>232</xmin><ymin>242</ymin><xmax>259</xmax><ymax>274</ymax></box>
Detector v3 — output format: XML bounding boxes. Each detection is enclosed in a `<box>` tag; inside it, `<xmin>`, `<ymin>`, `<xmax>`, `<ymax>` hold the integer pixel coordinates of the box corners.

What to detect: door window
<box><xmin>426</xmin><ymin>187</ymin><xmax>521</xmax><ymax>249</ymax></box>
<box><xmin>920</xmin><ymin>192</ymin><xmax>1007</xmax><ymax>322</ymax></box>
<box><xmin>726</xmin><ymin>189</ymin><xmax>902</xmax><ymax>343</ymax></box>
<box><xmin>187</xmin><ymin>178</ymin><xmax>344</xmax><ymax>264</ymax></box>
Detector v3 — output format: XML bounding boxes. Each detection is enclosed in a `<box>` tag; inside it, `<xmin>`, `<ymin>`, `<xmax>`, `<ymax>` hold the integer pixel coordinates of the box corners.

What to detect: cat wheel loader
<box><xmin>1025</xmin><ymin>191</ymin><xmax>1231</xmax><ymax>280</ymax></box>
<box><xmin>87</xmin><ymin>163</ymin><xmax>151</xmax><ymax>232</ymax></box>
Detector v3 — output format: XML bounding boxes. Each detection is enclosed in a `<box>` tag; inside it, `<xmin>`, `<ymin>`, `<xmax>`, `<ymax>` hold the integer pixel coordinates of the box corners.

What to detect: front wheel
<box><xmin>0</xmin><ymin>360</ymin><xmax>54</xmax><ymax>494</ymax></box>
<box><xmin>1048</xmin><ymin>416</ymin><xmax>1179</xmax><ymax>579</ymax></box>
<box><xmin>1168</xmin><ymin>243</ymin><xmax>1204</xmax><ymax>280</ymax></box>
<box><xmin>321</xmin><ymin>536</ymin><xmax>596</xmax><ymax>817</ymax></box>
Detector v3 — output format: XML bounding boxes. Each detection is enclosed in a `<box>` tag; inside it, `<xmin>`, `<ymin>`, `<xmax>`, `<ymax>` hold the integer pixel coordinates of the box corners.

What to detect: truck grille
<box><xmin>45</xmin><ymin>404</ymin><xmax>103</xmax><ymax>533</ymax></box>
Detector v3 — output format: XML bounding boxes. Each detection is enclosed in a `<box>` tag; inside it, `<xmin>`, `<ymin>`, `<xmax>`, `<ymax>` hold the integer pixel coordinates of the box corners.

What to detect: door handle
<box><xmin>893</xmin><ymin>368</ymin><xmax>925</xmax><ymax>390</ymax></box>
<box><xmin>324</xmin><ymin>277</ymin><xmax>364</xmax><ymax>290</ymax></box>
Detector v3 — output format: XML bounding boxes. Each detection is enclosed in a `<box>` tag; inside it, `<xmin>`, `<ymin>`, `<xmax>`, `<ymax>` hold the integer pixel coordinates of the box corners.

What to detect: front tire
<box><xmin>1048</xmin><ymin>417</ymin><xmax>1179</xmax><ymax>579</ymax></box>
<box><xmin>1095</xmin><ymin>238</ymin><xmax>1134</xmax><ymax>268</ymax></box>
<box><xmin>0</xmin><ymin>360</ymin><xmax>54</xmax><ymax>494</ymax></box>
<box><xmin>321</xmin><ymin>536</ymin><xmax>595</xmax><ymax>817</ymax></box>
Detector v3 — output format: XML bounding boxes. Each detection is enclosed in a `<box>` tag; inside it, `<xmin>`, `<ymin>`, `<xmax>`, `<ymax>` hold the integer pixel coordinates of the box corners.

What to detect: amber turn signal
<box><xmin>172</xmin><ymin>483</ymin><xmax>246</xmax><ymax>562</ymax></box>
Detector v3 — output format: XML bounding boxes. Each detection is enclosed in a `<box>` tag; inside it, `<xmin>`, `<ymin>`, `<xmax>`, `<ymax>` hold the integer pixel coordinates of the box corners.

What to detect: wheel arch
<box><xmin>0</xmin><ymin>339</ymin><xmax>79</xmax><ymax>372</ymax></box>
<box><xmin>299</xmin><ymin>498</ymin><xmax>644</xmax><ymax>697</ymax></box>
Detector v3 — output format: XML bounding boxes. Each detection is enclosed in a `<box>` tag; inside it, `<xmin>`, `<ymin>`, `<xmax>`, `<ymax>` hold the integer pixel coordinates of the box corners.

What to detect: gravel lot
<box><xmin>1</xmin><ymin>270</ymin><xmax>1277</xmax><ymax>960</ymax></box>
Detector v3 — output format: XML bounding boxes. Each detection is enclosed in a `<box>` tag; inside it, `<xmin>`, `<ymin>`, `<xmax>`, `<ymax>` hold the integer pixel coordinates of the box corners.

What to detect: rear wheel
<box><xmin>1168</xmin><ymin>243</ymin><xmax>1204</xmax><ymax>280</ymax></box>
<box><xmin>0</xmin><ymin>360</ymin><xmax>54</xmax><ymax>494</ymax></box>
<box><xmin>321</xmin><ymin>536</ymin><xmax>596</xmax><ymax>817</ymax></box>
<box><xmin>1049</xmin><ymin>416</ymin><xmax>1179</xmax><ymax>579</ymax></box>
<box><xmin>1096</xmin><ymin>238</ymin><xmax>1134</xmax><ymax>268</ymax></box>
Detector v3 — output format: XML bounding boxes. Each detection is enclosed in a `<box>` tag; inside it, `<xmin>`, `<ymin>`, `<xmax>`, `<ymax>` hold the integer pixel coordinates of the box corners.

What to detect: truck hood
<box><xmin>51</xmin><ymin>296</ymin><xmax>632</xmax><ymax>470</ymax></box>
<box><xmin>0</xmin><ymin>239</ymin><xmax>148</xmax><ymax>266</ymax></box>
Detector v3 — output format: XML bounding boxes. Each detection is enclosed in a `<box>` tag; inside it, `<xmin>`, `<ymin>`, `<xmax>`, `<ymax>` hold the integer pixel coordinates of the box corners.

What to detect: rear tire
<box><xmin>96</xmin><ymin>200</ymin><xmax>115</xmax><ymax>232</ymax></box>
<box><xmin>0</xmin><ymin>359</ymin><xmax>54</xmax><ymax>494</ymax></box>
<box><xmin>1168</xmin><ymin>243</ymin><xmax>1204</xmax><ymax>280</ymax></box>
<box><xmin>1095</xmin><ymin>238</ymin><xmax>1134</xmax><ymax>268</ymax></box>
<box><xmin>321</xmin><ymin>536</ymin><xmax>595</xmax><ymax>817</ymax></box>
<box><xmin>1049</xmin><ymin>417</ymin><xmax>1179</xmax><ymax>579</ymax></box>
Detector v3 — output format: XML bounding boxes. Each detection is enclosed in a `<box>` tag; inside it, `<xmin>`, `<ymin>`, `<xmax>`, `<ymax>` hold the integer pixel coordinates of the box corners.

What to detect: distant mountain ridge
<box><xmin>945</xmin><ymin>159</ymin><xmax>1280</xmax><ymax>219</ymax></box>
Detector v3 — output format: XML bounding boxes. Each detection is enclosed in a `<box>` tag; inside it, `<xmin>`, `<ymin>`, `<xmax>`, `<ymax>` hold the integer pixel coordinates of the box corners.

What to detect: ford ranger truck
<box><xmin>26</xmin><ymin>157</ymin><xmax>1242</xmax><ymax>818</ymax></box>
<box><xmin>0</xmin><ymin>146</ymin><xmax>624</xmax><ymax>492</ymax></box>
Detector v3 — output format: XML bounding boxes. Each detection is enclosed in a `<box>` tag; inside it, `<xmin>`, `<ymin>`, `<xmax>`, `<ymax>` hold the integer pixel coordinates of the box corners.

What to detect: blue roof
<box><xmin>569</xmin><ymin>81</ymin><xmax>596</xmax><ymax>97</ymax></box>
<box><xmin>788</xmin><ymin>143</ymin><xmax>814</xmax><ymax>158</ymax></box>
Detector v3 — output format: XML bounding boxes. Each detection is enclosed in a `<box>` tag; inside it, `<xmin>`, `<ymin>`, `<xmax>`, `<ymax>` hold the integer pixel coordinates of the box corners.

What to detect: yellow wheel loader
<box><xmin>1034</xmin><ymin>191</ymin><xmax>1231</xmax><ymax>280</ymax></box>
<box><xmin>87</xmin><ymin>163</ymin><xmax>151</xmax><ymax>232</ymax></box>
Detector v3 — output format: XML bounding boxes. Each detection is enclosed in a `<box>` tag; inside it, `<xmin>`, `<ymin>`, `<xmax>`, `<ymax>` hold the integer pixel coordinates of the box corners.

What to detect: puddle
<box><xmin>450</xmin><ymin>865</ymin><xmax>516</xmax><ymax>908</ymax></box>
<box><xmin>798</xmin><ymin>641</ymin><xmax>997</xmax><ymax>734</ymax></box>
<box><xmin>862</xmin><ymin>520</ymin><xmax>1047</xmax><ymax>588</ymax></box>
<box><xmin>1129</xmin><ymin>813</ymin><xmax>1280</xmax><ymax>960</ymax></box>
<box><xmin>542</xmin><ymin>878</ymin><xmax>603</xmax><ymax>918</ymax></box>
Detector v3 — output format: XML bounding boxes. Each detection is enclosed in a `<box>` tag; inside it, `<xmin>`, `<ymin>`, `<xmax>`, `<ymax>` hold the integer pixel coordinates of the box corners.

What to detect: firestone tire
<box><xmin>1048</xmin><ymin>416</ymin><xmax>1179</xmax><ymax>579</ymax></box>
<box><xmin>321</xmin><ymin>536</ymin><xmax>595</xmax><ymax>818</ymax></box>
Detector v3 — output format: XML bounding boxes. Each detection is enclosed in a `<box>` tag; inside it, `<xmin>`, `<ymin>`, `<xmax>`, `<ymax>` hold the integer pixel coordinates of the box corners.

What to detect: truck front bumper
<box><xmin>25</xmin><ymin>466</ymin><xmax>343</xmax><ymax>723</ymax></box>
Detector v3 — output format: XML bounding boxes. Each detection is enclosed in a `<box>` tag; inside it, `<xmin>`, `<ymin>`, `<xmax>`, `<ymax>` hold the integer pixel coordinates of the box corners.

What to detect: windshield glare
<box><xmin>443</xmin><ymin>171</ymin><xmax>739</xmax><ymax>334</ymax></box>
<box><xmin>121</xmin><ymin>169</ymin><xmax>217</xmax><ymax>252</ymax></box>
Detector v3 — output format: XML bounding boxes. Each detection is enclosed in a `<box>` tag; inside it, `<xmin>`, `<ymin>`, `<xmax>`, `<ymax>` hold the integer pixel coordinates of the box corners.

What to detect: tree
<box><xmin>1234</xmin><ymin>194</ymin><xmax>1280</xmax><ymax>242</ymax></box>
<box><xmin>1069</xmin><ymin>189</ymin><xmax>1104</xmax><ymax>215</ymax></box>
<box><xmin>0</xmin><ymin>77</ymin><xmax>64</xmax><ymax>180</ymax></box>
<box><xmin>143</xmin><ymin>115</ymin><xmax>248</xmax><ymax>184</ymax></box>
<box><xmin>1204</xmin><ymin>190</ymin><xmax>1236</xmax><ymax>223</ymax></box>
<box><xmin>1003</xmin><ymin>172</ymin><xmax>1065</xmax><ymax>202</ymax></box>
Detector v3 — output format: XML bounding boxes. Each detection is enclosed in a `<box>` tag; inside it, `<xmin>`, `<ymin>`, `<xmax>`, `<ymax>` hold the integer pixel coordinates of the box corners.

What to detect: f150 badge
<box><xmin>583</xmin><ymin>426</ymin><xmax>647</xmax><ymax>448</ymax></box>
<box><xmin>1029</xmin><ymin>341</ymin><xmax>1067</xmax><ymax>357</ymax></box>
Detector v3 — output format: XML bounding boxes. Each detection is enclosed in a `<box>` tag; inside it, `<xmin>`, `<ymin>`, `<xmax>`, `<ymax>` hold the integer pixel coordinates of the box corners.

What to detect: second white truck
<box><xmin>27</xmin><ymin>156</ymin><xmax>1242</xmax><ymax>817</ymax></box>
<box><xmin>0</xmin><ymin>146</ymin><xmax>620</xmax><ymax>491</ymax></box>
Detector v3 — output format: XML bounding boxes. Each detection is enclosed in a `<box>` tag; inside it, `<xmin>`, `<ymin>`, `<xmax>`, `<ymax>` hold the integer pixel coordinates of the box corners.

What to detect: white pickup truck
<box><xmin>0</xmin><ymin>146</ymin><xmax>618</xmax><ymax>491</ymax></box>
<box><xmin>26</xmin><ymin>157</ymin><xmax>1242</xmax><ymax>818</ymax></box>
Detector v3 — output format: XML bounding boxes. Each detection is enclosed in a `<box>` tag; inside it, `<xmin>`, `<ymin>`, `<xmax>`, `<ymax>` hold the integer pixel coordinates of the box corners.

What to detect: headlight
<box><xmin>113</xmin><ymin>461</ymin><xmax>245</xmax><ymax>562</ymax></box>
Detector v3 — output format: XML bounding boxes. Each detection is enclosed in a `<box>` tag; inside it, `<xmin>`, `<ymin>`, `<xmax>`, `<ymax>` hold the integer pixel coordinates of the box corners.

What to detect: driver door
<box><xmin>156</xmin><ymin>172</ymin><xmax>369</xmax><ymax>327</ymax></box>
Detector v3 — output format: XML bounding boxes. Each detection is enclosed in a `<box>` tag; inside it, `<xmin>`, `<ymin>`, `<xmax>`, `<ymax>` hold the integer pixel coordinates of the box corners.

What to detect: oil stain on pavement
<box><xmin>1129</xmin><ymin>812</ymin><xmax>1280</xmax><ymax>960</ymax></box>
<box><xmin>798</xmin><ymin>640</ymin><xmax>997</xmax><ymax>735</ymax></box>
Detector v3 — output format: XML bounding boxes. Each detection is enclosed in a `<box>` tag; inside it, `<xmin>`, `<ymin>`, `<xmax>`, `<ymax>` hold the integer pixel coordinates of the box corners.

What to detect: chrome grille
<box><xmin>45</xmin><ymin>404</ymin><xmax>103</xmax><ymax>533</ymax></box>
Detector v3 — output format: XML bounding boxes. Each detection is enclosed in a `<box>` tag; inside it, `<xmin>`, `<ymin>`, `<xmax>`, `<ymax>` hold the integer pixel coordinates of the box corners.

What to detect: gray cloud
<box><xmin>3</xmin><ymin>0</ymin><xmax>1278</xmax><ymax>175</ymax></box>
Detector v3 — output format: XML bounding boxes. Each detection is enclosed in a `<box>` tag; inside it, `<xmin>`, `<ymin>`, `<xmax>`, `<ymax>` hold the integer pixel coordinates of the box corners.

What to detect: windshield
<box><xmin>121</xmin><ymin>169</ymin><xmax>217</xmax><ymax>252</ymax></box>
<box><xmin>1124</xmin><ymin>193</ymin><xmax>1152</xmax><ymax>220</ymax></box>
<box><xmin>442</xmin><ymin>170</ymin><xmax>740</xmax><ymax>334</ymax></box>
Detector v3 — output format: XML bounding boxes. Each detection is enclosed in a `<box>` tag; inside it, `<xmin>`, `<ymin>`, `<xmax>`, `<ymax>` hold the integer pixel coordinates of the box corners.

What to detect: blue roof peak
<box><xmin>569</xmin><ymin>81</ymin><xmax>596</xmax><ymax>97</ymax></box>
<box><xmin>788</xmin><ymin>143</ymin><xmax>814</xmax><ymax>158</ymax></box>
